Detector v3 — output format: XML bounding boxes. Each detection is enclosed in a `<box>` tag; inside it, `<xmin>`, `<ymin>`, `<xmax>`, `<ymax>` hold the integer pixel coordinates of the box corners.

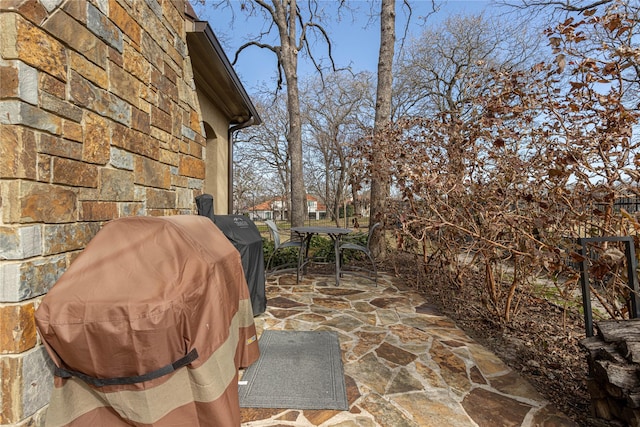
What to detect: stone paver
<box><xmin>241</xmin><ymin>273</ymin><xmax>578</xmax><ymax>427</ymax></box>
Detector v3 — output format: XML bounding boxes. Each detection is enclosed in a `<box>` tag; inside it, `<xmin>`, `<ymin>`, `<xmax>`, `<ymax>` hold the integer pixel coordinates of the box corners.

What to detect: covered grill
<box><xmin>35</xmin><ymin>215</ymin><xmax>259</xmax><ymax>426</ymax></box>
<box><xmin>196</xmin><ymin>194</ymin><xmax>266</xmax><ymax>316</ymax></box>
<box><xmin>211</xmin><ymin>215</ymin><xmax>266</xmax><ymax>316</ymax></box>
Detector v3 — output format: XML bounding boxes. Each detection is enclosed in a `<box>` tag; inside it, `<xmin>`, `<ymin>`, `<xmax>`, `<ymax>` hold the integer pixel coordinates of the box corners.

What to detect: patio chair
<box><xmin>338</xmin><ymin>222</ymin><xmax>381</xmax><ymax>285</ymax></box>
<box><xmin>264</xmin><ymin>220</ymin><xmax>303</xmax><ymax>281</ymax></box>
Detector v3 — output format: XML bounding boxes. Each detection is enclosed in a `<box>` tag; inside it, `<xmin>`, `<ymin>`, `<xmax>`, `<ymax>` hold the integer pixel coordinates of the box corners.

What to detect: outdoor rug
<box><xmin>238</xmin><ymin>330</ymin><xmax>348</xmax><ymax>410</ymax></box>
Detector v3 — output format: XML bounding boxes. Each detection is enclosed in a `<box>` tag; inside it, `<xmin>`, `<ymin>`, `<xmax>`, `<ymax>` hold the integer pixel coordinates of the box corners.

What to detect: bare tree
<box><xmin>234</xmin><ymin>94</ymin><xmax>291</xmax><ymax>216</ymax></box>
<box><xmin>232</xmin><ymin>163</ymin><xmax>269</xmax><ymax>215</ymax></box>
<box><xmin>302</xmin><ymin>71</ymin><xmax>375</xmax><ymax>225</ymax></box>
<box><xmin>393</xmin><ymin>13</ymin><xmax>543</xmax><ymax>120</ymax></box>
<box><xmin>499</xmin><ymin>0</ymin><xmax>619</xmax><ymax>14</ymax></box>
<box><xmin>213</xmin><ymin>0</ymin><xmax>339</xmax><ymax>227</ymax></box>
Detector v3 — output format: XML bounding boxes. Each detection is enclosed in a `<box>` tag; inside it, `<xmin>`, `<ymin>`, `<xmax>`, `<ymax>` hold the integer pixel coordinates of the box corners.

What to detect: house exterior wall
<box><xmin>0</xmin><ymin>0</ymin><xmax>207</xmax><ymax>424</ymax></box>
<box><xmin>197</xmin><ymin>90</ymin><xmax>229</xmax><ymax>214</ymax></box>
<box><xmin>307</xmin><ymin>199</ymin><xmax>319</xmax><ymax>220</ymax></box>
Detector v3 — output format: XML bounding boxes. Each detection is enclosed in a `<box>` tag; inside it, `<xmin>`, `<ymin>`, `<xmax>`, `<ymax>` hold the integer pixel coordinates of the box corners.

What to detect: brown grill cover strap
<box><xmin>54</xmin><ymin>348</ymin><xmax>199</xmax><ymax>387</ymax></box>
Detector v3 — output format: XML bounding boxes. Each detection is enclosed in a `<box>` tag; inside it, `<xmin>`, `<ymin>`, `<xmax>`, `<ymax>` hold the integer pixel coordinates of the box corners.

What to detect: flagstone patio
<box><xmin>240</xmin><ymin>273</ymin><xmax>579</xmax><ymax>426</ymax></box>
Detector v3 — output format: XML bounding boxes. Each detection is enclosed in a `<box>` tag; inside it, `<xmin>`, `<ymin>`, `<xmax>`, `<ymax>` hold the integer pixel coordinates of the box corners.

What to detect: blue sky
<box><xmin>192</xmin><ymin>1</ymin><xmax>494</xmax><ymax>93</ymax></box>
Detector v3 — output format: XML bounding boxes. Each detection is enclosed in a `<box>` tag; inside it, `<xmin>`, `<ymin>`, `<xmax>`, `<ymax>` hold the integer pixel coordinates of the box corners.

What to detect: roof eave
<box><xmin>186</xmin><ymin>21</ymin><xmax>261</xmax><ymax>126</ymax></box>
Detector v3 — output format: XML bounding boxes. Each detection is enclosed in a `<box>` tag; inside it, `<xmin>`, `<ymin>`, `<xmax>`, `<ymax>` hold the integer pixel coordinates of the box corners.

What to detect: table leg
<box><xmin>296</xmin><ymin>239</ymin><xmax>302</xmax><ymax>284</ymax></box>
<box><xmin>297</xmin><ymin>233</ymin><xmax>313</xmax><ymax>282</ymax></box>
<box><xmin>334</xmin><ymin>235</ymin><xmax>340</xmax><ymax>286</ymax></box>
<box><xmin>304</xmin><ymin>234</ymin><xmax>313</xmax><ymax>275</ymax></box>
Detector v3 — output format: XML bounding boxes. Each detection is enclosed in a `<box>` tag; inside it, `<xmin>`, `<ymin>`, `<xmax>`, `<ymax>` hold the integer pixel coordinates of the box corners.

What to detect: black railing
<box><xmin>578</xmin><ymin>236</ymin><xmax>640</xmax><ymax>337</ymax></box>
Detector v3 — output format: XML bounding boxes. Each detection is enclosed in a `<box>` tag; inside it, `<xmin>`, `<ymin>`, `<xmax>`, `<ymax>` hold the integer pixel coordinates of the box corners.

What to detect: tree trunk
<box><xmin>351</xmin><ymin>181</ymin><xmax>359</xmax><ymax>218</ymax></box>
<box><xmin>270</xmin><ymin>0</ymin><xmax>306</xmax><ymax>227</ymax></box>
<box><xmin>221</xmin><ymin>0</ymin><xmax>341</xmax><ymax>227</ymax></box>
<box><xmin>369</xmin><ymin>0</ymin><xmax>395</xmax><ymax>257</ymax></box>
<box><xmin>286</xmin><ymin>75</ymin><xmax>306</xmax><ymax>227</ymax></box>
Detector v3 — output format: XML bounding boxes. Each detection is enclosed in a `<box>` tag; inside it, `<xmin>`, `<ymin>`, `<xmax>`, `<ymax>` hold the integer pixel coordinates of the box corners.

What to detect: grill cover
<box><xmin>195</xmin><ymin>194</ymin><xmax>266</xmax><ymax>316</ymax></box>
<box><xmin>35</xmin><ymin>215</ymin><xmax>259</xmax><ymax>426</ymax></box>
<box><xmin>213</xmin><ymin>215</ymin><xmax>266</xmax><ymax>316</ymax></box>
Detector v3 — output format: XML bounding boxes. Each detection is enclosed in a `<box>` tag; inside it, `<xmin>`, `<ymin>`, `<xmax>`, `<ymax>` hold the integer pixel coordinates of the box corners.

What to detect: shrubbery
<box><xmin>354</xmin><ymin>1</ymin><xmax>640</xmax><ymax>324</ymax></box>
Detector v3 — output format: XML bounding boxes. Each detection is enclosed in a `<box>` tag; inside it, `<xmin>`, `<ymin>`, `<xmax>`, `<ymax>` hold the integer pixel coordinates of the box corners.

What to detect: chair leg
<box><xmin>339</xmin><ymin>249</ymin><xmax>377</xmax><ymax>286</ymax></box>
<box><xmin>367</xmin><ymin>253</ymin><xmax>378</xmax><ymax>286</ymax></box>
<box><xmin>295</xmin><ymin>246</ymin><xmax>301</xmax><ymax>284</ymax></box>
<box><xmin>266</xmin><ymin>252</ymin><xmax>274</xmax><ymax>274</ymax></box>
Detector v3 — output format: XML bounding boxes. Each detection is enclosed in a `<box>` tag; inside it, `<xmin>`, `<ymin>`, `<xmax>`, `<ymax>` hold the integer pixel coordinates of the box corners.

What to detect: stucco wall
<box><xmin>197</xmin><ymin>90</ymin><xmax>229</xmax><ymax>214</ymax></box>
<box><xmin>0</xmin><ymin>0</ymin><xmax>207</xmax><ymax>423</ymax></box>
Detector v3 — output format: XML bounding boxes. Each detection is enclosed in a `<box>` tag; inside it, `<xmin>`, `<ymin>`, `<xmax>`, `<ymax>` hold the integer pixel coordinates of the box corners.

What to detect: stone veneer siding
<box><xmin>0</xmin><ymin>0</ymin><xmax>207</xmax><ymax>424</ymax></box>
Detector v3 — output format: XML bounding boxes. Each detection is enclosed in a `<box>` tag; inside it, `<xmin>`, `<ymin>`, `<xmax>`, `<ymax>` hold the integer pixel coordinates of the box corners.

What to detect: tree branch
<box><xmin>232</xmin><ymin>40</ymin><xmax>279</xmax><ymax>65</ymax></box>
<box><xmin>499</xmin><ymin>0</ymin><xmax>614</xmax><ymax>12</ymax></box>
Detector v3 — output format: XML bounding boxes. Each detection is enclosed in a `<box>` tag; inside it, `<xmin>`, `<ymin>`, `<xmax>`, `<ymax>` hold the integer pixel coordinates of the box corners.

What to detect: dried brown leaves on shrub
<box><xmin>353</xmin><ymin>0</ymin><xmax>640</xmax><ymax>325</ymax></box>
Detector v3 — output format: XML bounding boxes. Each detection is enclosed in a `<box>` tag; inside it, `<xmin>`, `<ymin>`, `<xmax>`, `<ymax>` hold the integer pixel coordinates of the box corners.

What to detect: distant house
<box><xmin>247</xmin><ymin>195</ymin><xmax>327</xmax><ymax>221</ymax></box>
<box><xmin>247</xmin><ymin>200</ymin><xmax>274</xmax><ymax>220</ymax></box>
<box><xmin>306</xmin><ymin>194</ymin><xmax>327</xmax><ymax>220</ymax></box>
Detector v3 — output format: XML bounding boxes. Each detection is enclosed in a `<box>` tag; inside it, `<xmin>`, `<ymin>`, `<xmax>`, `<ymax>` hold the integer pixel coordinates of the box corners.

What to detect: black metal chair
<box><xmin>264</xmin><ymin>220</ymin><xmax>303</xmax><ymax>282</ymax></box>
<box><xmin>338</xmin><ymin>222</ymin><xmax>381</xmax><ymax>285</ymax></box>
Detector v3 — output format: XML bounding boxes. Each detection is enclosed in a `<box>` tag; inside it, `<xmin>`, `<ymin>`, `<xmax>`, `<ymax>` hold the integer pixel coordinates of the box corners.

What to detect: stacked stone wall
<box><xmin>0</xmin><ymin>0</ymin><xmax>206</xmax><ymax>424</ymax></box>
<box><xmin>581</xmin><ymin>319</ymin><xmax>640</xmax><ymax>426</ymax></box>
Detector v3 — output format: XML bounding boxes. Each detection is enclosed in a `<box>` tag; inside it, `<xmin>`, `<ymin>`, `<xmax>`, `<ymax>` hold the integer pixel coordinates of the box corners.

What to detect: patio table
<box><xmin>291</xmin><ymin>226</ymin><xmax>352</xmax><ymax>286</ymax></box>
